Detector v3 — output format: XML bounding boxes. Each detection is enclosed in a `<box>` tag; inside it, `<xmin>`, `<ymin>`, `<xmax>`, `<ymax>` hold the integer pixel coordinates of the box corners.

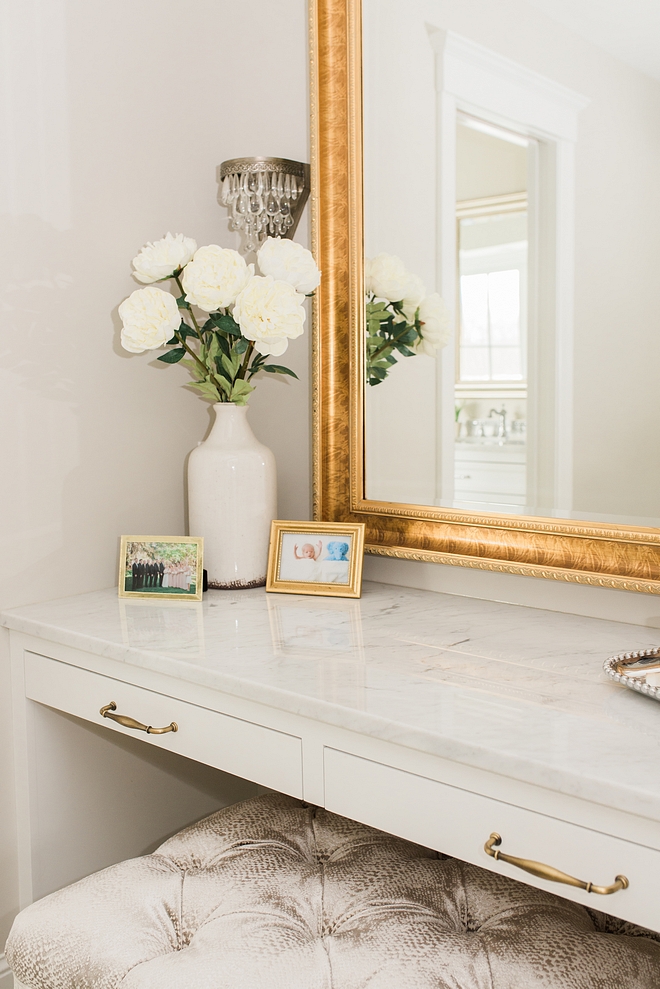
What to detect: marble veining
<box><xmin>3</xmin><ymin>582</ymin><xmax>660</xmax><ymax>819</ymax></box>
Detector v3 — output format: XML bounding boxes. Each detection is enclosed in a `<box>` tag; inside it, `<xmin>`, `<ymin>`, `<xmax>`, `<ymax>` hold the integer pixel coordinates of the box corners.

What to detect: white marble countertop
<box><xmin>3</xmin><ymin>581</ymin><xmax>660</xmax><ymax>820</ymax></box>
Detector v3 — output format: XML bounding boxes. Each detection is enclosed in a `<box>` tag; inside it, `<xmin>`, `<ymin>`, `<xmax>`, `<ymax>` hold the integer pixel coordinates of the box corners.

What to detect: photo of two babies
<box><xmin>278</xmin><ymin>533</ymin><xmax>352</xmax><ymax>584</ymax></box>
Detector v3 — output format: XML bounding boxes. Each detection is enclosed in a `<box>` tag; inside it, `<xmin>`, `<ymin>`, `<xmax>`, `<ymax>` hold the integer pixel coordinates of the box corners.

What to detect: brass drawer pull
<box><xmin>100</xmin><ymin>701</ymin><xmax>178</xmax><ymax>735</ymax></box>
<box><xmin>484</xmin><ymin>833</ymin><xmax>628</xmax><ymax>895</ymax></box>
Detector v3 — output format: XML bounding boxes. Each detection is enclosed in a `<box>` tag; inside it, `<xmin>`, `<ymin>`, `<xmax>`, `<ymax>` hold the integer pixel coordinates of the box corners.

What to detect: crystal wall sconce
<box><xmin>218</xmin><ymin>157</ymin><xmax>310</xmax><ymax>252</ymax></box>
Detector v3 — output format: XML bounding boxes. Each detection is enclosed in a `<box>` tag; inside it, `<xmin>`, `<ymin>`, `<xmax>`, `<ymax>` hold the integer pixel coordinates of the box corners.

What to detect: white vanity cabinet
<box><xmin>24</xmin><ymin>651</ymin><xmax>304</xmax><ymax>799</ymax></box>
<box><xmin>323</xmin><ymin>749</ymin><xmax>660</xmax><ymax>926</ymax></box>
<box><xmin>454</xmin><ymin>443</ymin><xmax>526</xmax><ymax>507</ymax></box>
<box><xmin>4</xmin><ymin>582</ymin><xmax>660</xmax><ymax>931</ymax></box>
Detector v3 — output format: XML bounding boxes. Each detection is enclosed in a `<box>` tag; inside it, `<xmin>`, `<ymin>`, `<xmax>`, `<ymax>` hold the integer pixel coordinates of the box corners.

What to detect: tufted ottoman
<box><xmin>6</xmin><ymin>793</ymin><xmax>660</xmax><ymax>989</ymax></box>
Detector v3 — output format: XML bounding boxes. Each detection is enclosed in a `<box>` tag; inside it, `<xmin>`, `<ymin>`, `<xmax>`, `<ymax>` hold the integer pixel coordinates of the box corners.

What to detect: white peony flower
<box><xmin>132</xmin><ymin>232</ymin><xmax>197</xmax><ymax>283</ymax></box>
<box><xmin>365</xmin><ymin>253</ymin><xmax>412</xmax><ymax>303</ymax></box>
<box><xmin>233</xmin><ymin>275</ymin><xmax>306</xmax><ymax>357</ymax></box>
<box><xmin>414</xmin><ymin>293</ymin><xmax>451</xmax><ymax>356</ymax></box>
<box><xmin>400</xmin><ymin>273</ymin><xmax>426</xmax><ymax>323</ymax></box>
<box><xmin>181</xmin><ymin>245</ymin><xmax>254</xmax><ymax>312</ymax></box>
<box><xmin>256</xmin><ymin>237</ymin><xmax>321</xmax><ymax>294</ymax></box>
<box><xmin>119</xmin><ymin>287</ymin><xmax>181</xmax><ymax>354</ymax></box>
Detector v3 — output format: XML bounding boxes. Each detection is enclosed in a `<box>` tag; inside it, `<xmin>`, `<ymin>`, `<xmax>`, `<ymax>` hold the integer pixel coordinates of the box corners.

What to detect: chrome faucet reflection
<box><xmin>489</xmin><ymin>407</ymin><xmax>507</xmax><ymax>441</ymax></box>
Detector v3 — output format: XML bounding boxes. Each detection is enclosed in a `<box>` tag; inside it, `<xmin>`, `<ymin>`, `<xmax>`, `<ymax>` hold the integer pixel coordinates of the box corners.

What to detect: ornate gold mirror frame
<box><xmin>309</xmin><ymin>0</ymin><xmax>660</xmax><ymax>593</ymax></box>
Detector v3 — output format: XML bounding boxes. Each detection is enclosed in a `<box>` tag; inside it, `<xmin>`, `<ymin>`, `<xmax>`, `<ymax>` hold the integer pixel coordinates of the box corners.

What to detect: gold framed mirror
<box><xmin>310</xmin><ymin>0</ymin><xmax>660</xmax><ymax>593</ymax></box>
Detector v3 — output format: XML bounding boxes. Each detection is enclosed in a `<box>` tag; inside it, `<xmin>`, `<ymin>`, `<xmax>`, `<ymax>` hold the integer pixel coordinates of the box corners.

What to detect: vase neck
<box><xmin>207</xmin><ymin>403</ymin><xmax>255</xmax><ymax>446</ymax></box>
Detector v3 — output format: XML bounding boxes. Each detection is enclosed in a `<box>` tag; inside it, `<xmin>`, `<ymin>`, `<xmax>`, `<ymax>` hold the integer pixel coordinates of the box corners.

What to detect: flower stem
<box><xmin>170</xmin><ymin>274</ymin><xmax>229</xmax><ymax>397</ymax></box>
<box><xmin>237</xmin><ymin>341</ymin><xmax>255</xmax><ymax>380</ymax></box>
<box><xmin>174</xmin><ymin>275</ymin><xmax>203</xmax><ymax>337</ymax></box>
<box><xmin>174</xmin><ymin>330</ymin><xmax>211</xmax><ymax>377</ymax></box>
<box><xmin>370</xmin><ymin>322</ymin><xmax>416</xmax><ymax>363</ymax></box>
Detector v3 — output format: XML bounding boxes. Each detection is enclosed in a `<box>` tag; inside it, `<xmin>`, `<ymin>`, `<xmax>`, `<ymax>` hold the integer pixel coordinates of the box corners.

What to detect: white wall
<box><xmin>0</xmin><ymin>0</ymin><xmax>310</xmax><ymax>952</ymax></box>
<box><xmin>362</xmin><ymin>0</ymin><xmax>439</xmax><ymax>506</ymax></box>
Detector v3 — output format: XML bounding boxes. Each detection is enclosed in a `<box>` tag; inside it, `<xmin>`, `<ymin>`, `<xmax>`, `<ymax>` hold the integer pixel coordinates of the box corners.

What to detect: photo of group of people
<box><xmin>119</xmin><ymin>537</ymin><xmax>203</xmax><ymax>600</ymax></box>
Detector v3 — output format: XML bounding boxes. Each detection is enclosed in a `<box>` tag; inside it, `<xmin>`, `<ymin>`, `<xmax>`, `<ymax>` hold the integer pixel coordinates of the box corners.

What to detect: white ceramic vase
<box><xmin>187</xmin><ymin>403</ymin><xmax>277</xmax><ymax>589</ymax></box>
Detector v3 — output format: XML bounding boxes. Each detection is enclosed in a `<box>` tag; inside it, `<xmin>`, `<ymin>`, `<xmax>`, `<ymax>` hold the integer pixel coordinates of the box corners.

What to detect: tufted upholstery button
<box><xmin>6</xmin><ymin>793</ymin><xmax>660</xmax><ymax>988</ymax></box>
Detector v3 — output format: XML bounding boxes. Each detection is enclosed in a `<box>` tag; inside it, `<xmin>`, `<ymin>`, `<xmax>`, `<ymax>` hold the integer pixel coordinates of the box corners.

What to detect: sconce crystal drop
<box><xmin>218</xmin><ymin>157</ymin><xmax>310</xmax><ymax>253</ymax></box>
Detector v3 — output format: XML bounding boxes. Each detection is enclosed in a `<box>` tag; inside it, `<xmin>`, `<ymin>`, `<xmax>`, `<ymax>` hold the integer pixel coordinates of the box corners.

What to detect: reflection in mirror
<box><xmin>362</xmin><ymin>0</ymin><xmax>660</xmax><ymax>527</ymax></box>
<box><xmin>455</xmin><ymin>116</ymin><xmax>529</xmax><ymax>511</ymax></box>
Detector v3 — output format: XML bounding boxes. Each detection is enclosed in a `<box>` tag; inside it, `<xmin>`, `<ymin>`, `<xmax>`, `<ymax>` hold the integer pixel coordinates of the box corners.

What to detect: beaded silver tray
<box><xmin>604</xmin><ymin>647</ymin><xmax>660</xmax><ymax>702</ymax></box>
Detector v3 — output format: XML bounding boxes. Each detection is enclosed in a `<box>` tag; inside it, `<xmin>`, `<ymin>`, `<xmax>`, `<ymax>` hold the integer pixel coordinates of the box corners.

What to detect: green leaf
<box><xmin>231</xmin><ymin>378</ymin><xmax>253</xmax><ymax>396</ymax></box>
<box><xmin>180</xmin><ymin>359</ymin><xmax>198</xmax><ymax>372</ymax></box>
<box><xmin>217</xmin><ymin>374</ymin><xmax>232</xmax><ymax>397</ymax></box>
<box><xmin>157</xmin><ymin>347</ymin><xmax>186</xmax><ymax>363</ymax></box>
<box><xmin>189</xmin><ymin>379</ymin><xmax>222</xmax><ymax>401</ymax></box>
<box><xmin>215</xmin><ymin>334</ymin><xmax>231</xmax><ymax>358</ymax></box>
<box><xmin>247</xmin><ymin>353</ymin><xmax>267</xmax><ymax>379</ymax></box>
<box><xmin>221</xmin><ymin>352</ymin><xmax>239</xmax><ymax>378</ymax></box>
<box><xmin>229</xmin><ymin>378</ymin><xmax>254</xmax><ymax>406</ymax></box>
<box><xmin>369</xmin><ymin>366</ymin><xmax>387</xmax><ymax>380</ymax></box>
<box><xmin>396</xmin><ymin>344</ymin><xmax>415</xmax><ymax>357</ymax></box>
<box><xmin>166</xmin><ymin>334</ymin><xmax>178</xmax><ymax>345</ymax></box>
<box><xmin>261</xmin><ymin>364</ymin><xmax>299</xmax><ymax>379</ymax></box>
<box><xmin>214</xmin><ymin>358</ymin><xmax>233</xmax><ymax>382</ymax></box>
<box><xmin>234</xmin><ymin>336</ymin><xmax>249</xmax><ymax>355</ymax></box>
<box><xmin>397</xmin><ymin>328</ymin><xmax>418</xmax><ymax>345</ymax></box>
<box><xmin>368</xmin><ymin>376</ymin><xmax>384</xmax><ymax>386</ymax></box>
<box><xmin>176</xmin><ymin>296</ymin><xmax>191</xmax><ymax>309</ymax></box>
<box><xmin>211</xmin><ymin>372</ymin><xmax>232</xmax><ymax>396</ymax></box>
<box><xmin>216</xmin><ymin>313</ymin><xmax>241</xmax><ymax>337</ymax></box>
<box><xmin>178</xmin><ymin>321</ymin><xmax>198</xmax><ymax>339</ymax></box>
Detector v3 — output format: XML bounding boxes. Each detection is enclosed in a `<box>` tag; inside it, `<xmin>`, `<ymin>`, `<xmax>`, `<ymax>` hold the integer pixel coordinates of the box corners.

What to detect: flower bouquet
<box><xmin>118</xmin><ymin>233</ymin><xmax>321</xmax><ymax>405</ymax></box>
<box><xmin>365</xmin><ymin>253</ymin><xmax>450</xmax><ymax>386</ymax></box>
<box><xmin>117</xmin><ymin>231</ymin><xmax>321</xmax><ymax>589</ymax></box>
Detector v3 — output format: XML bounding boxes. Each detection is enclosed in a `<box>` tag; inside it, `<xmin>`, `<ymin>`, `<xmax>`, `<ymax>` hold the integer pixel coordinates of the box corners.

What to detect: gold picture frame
<box><xmin>118</xmin><ymin>536</ymin><xmax>204</xmax><ymax>601</ymax></box>
<box><xmin>266</xmin><ymin>521</ymin><xmax>365</xmax><ymax>598</ymax></box>
<box><xmin>309</xmin><ymin>0</ymin><xmax>660</xmax><ymax>594</ymax></box>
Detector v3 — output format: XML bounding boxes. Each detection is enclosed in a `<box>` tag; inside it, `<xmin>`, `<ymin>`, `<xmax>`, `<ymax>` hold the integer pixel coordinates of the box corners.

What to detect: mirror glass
<box><xmin>363</xmin><ymin>0</ymin><xmax>660</xmax><ymax>527</ymax></box>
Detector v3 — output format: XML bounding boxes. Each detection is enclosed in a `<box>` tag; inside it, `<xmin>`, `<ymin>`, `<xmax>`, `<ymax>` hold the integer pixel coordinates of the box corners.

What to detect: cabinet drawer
<box><xmin>454</xmin><ymin>464</ymin><xmax>526</xmax><ymax>496</ymax></box>
<box><xmin>324</xmin><ymin>748</ymin><xmax>659</xmax><ymax>930</ymax></box>
<box><xmin>25</xmin><ymin>653</ymin><xmax>303</xmax><ymax>798</ymax></box>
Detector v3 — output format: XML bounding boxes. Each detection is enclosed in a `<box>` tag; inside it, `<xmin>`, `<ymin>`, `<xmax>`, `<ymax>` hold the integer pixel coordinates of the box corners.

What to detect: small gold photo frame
<box><xmin>118</xmin><ymin>536</ymin><xmax>204</xmax><ymax>601</ymax></box>
<box><xmin>266</xmin><ymin>521</ymin><xmax>365</xmax><ymax>598</ymax></box>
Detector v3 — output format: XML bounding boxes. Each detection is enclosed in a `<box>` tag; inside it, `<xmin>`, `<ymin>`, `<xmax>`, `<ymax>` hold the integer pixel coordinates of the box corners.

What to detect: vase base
<box><xmin>208</xmin><ymin>576</ymin><xmax>267</xmax><ymax>590</ymax></box>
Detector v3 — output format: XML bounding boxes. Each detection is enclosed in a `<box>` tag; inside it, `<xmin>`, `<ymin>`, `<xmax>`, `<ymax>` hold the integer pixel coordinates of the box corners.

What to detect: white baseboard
<box><xmin>0</xmin><ymin>955</ymin><xmax>13</xmax><ymax>989</ymax></box>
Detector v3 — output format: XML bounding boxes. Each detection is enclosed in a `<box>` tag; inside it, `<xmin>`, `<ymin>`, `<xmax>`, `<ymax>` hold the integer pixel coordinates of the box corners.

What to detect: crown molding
<box><xmin>429</xmin><ymin>28</ymin><xmax>590</xmax><ymax>141</ymax></box>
